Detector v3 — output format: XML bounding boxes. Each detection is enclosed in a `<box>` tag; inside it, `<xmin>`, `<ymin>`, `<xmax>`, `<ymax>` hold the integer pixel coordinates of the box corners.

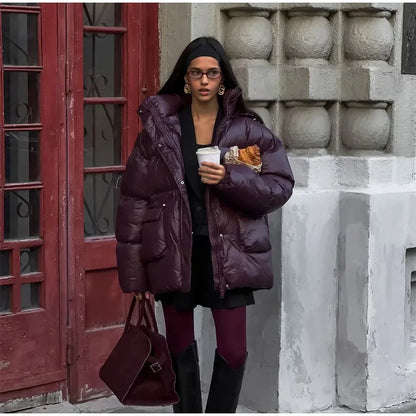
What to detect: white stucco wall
<box><xmin>159</xmin><ymin>2</ymin><xmax>416</xmax><ymax>413</ymax></box>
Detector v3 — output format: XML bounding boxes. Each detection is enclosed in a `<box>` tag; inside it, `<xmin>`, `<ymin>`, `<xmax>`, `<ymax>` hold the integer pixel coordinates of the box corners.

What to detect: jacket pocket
<box><xmin>141</xmin><ymin>206</ymin><xmax>166</xmax><ymax>262</ymax></box>
<box><xmin>238</xmin><ymin>215</ymin><xmax>271</xmax><ymax>253</ymax></box>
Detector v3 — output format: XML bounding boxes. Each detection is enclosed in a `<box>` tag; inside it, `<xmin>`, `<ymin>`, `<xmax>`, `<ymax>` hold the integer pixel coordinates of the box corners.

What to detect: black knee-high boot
<box><xmin>171</xmin><ymin>340</ymin><xmax>203</xmax><ymax>413</ymax></box>
<box><xmin>205</xmin><ymin>349</ymin><xmax>247</xmax><ymax>413</ymax></box>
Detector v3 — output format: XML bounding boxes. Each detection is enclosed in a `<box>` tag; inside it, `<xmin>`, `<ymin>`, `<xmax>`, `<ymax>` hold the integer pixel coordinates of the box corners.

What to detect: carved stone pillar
<box><xmin>341</xmin><ymin>102</ymin><xmax>390</xmax><ymax>151</ymax></box>
<box><xmin>224</xmin><ymin>9</ymin><xmax>277</xmax><ymax>129</ymax></box>
<box><xmin>336</xmin><ymin>5</ymin><xmax>416</xmax><ymax>413</ymax></box>
<box><xmin>285</xmin><ymin>13</ymin><xmax>333</xmax><ymax>65</ymax></box>
<box><xmin>283</xmin><ymin>101</ymin><xmax>331</xmax><ymax>149</ymax></box>
<box><xmin>341</xmin><ymin>10</ymin><xmax>397</xmax><ymax>124</ymax></box>
<box><xmin>280</xmin><ymin>9</ymin><xmax>336</xmax><ymax>158</ymax></box>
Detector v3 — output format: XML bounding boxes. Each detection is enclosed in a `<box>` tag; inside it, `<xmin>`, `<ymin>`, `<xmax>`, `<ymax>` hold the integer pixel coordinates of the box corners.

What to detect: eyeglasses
<box><xmin>187</xmin><ymin>69</ymin><xmax>222</xmax><ymax>80</ymax></box>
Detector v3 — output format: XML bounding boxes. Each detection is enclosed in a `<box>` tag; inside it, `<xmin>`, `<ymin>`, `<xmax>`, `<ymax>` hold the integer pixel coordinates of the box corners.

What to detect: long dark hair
<box><xmin>158</xmin><ymin>37</ymin><xmax>260</xmax><ymax>119</ymax></box>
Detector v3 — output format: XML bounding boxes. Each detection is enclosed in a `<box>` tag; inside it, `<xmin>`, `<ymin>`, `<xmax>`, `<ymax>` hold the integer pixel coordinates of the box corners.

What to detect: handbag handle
<box><xmin>125</xmin><ymin>296</ymin><xmax>151</xmax><ymax>329</ymax></box>
<box><xmin>138</xmin><ymin>297</ymin><xmax>153</xmax><ymax>329</ymax></box>
<box><xmin>125</xmin><ymin>296</ymin><xmax>138</xmax><ymax>328</ymax></box>
<box><xmin>125</xmin><ymin>296</ymin><xmax>159</xmax><ymax>334</ymax></box>
<box><xmin>143</xmin><ymin>297</ymin><xmax>159</xmax><ymax>334</ymax></box>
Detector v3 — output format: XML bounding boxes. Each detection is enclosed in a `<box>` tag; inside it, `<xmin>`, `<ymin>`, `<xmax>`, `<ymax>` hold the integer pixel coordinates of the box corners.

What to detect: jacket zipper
<box><xmin>206</xmin><ymin>119</ymin><xmax>230</xmax><ymax>298</ymax></box>
<box><xmin>142</xmin><ymin>104</ymin><xmax>193</xmax><ymax>289</ymax></box>
<box><xmin>206</xmin><ymin>187</ymin><xmax>226</xmax><ymax>298</ymax></box>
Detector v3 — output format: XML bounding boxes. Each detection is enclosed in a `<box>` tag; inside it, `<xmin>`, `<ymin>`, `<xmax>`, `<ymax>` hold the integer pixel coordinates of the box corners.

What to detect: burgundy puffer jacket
<box><xmin>116</xmin><ymin>87</ymin><xmax>294</xmax><ymax>296</ymax></box>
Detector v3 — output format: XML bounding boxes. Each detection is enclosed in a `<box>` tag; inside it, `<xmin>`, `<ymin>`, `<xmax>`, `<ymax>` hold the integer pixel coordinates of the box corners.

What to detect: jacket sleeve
<box><xmin>215</xmin><ymin>125</ymin><xmax>294</xmax><ymax>216</ymax></box>
<box><xmin>115</xmin><ymin>130</ymin><xmax>150</xmax><ymax>293</ymax></box>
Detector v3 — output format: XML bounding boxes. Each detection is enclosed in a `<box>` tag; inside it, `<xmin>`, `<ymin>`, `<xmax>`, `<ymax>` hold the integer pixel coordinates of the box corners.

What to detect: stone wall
<box><xmin>159</xmin><ymin>2</ymin><xmax>416</xmax><ymax>412</ymax></box>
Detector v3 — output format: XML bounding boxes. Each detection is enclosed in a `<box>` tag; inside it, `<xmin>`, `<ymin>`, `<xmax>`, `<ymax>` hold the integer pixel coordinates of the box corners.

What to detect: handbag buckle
<box><xmin>150</xmin><ymin>361</ymin><xmax>162</xmax><ymax>373</ymax></box>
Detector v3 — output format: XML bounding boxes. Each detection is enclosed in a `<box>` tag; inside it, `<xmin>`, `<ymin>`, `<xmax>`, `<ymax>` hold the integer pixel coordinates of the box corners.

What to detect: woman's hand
<box><xmin>132</xmin><ymin>291</ymin><xmax>151</xmax><ymax>300</ymax></box>
<box><xmin>198</xmin><ymin>161</ymin><xmax>225</xmax><ymax>185</ymax></box>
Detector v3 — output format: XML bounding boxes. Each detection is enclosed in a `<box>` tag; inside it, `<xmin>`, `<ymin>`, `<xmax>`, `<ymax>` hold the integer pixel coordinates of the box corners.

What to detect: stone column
<box><xmin>276</xmin><ymin>4</ymin><xmax>340</xmax><ymax>412</ymax></box>
<box><xmin>336</xmin><ymin>4</ymin><xmax>416</xmax><ymax>411</ymax></box>
<box><xmin>224</xmin><ymin>9</ymin><xmax>276</xmax><ymax>129</ymax></box>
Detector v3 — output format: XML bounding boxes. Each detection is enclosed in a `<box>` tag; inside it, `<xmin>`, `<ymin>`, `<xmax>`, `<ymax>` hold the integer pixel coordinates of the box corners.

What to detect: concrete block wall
<box><xmin>159</xmin><ymin>2</ymin><xmax>416</xmax><ymax>413</ymax></box>
<box><xmin>338</xmin><ymin>189</ymin><xmax>416</xmax><ymax>411</ymax></box>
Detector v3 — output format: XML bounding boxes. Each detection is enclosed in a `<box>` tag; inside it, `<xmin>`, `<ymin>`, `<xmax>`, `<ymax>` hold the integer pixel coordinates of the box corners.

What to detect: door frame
<box><xmin>64</xmin><ymin>3</ymin><xmax>159</xmax><ymax>402</ymax></box>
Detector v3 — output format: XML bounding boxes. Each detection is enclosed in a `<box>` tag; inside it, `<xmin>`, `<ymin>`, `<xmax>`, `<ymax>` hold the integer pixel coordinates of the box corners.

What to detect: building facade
<box><xmin>158</xmin><ymin>2</ymin><xmax>416</xmax><ymax>412</ymax></box>
<box><xmin>1</xmin><ymin>2</ymin><xmax>415</xmax><ymax>413</ymax></box>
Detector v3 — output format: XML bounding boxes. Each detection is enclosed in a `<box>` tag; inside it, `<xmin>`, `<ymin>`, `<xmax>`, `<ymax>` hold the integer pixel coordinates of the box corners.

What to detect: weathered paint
<box><xmin>0</xmin><ymin>3</ymin><xmax>159</xmax><ymax>406</ymax></box>
<box><xmin>66</xmin><ymin>3</ymin><xmax>159</xmax><ymax>403</ymax></box>
<box><xmin>337</xmin><ymin>188</ymin><xmax>416</xmax><ymax>411</ymax></box>
<box><xmin>0</xmin><ymin>3</ymin><xmax>65</xmax><ymax>401</ymax></box>
<box><xmin>278</xmin><ymin>190</ymin><xmax>339</xmax><ymax>412</ymax></box>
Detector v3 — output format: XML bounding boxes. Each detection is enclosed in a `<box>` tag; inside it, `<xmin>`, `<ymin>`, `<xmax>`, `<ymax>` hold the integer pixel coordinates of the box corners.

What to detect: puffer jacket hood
<box><xmin>116</xmin><ymin>87</ymin><xmax>294</xmax><ymax>296</ymax></box>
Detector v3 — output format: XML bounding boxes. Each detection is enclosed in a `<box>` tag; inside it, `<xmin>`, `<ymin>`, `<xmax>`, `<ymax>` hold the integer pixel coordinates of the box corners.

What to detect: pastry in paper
<box><xmin>224</xmin><ymin>145</ymin><xmax>262</xmax><ymax>173</ymax></box>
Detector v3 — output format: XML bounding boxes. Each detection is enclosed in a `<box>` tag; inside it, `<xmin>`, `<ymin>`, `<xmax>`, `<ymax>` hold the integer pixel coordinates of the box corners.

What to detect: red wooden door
<box><xmin>65</xmin><ymin>3</ymin><xmax>158</xmax><ymax>402</ymax></box>
<box><xmin>0</xmin><ymin>4</ymin><xmax>66</xmax><ymax>401</ymax></box>
<box><xmin>0</xmin><ymin>2</ymin><xmax>158</xmax><ymax>404</ymax></box>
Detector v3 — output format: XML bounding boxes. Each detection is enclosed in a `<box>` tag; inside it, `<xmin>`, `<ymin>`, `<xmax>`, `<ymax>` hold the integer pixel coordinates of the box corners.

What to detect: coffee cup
<box><xmin>196</xmin><ymin>146</ymin><xmax>221</xmax><ymax>167</ymax></box>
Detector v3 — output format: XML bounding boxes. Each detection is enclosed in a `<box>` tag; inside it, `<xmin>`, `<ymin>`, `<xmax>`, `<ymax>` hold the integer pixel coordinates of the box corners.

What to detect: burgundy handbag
<box><xmin>99</xmin><ymin>296</ymin><xmax>179</xmax><ymax>406</ymax></box>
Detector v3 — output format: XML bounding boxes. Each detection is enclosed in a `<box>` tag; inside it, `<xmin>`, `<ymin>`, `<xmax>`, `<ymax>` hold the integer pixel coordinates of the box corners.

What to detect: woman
<box><xmin>115</xmin><ymin>37</ymin><xmax>294</xmax><ymax>413</ymax></box>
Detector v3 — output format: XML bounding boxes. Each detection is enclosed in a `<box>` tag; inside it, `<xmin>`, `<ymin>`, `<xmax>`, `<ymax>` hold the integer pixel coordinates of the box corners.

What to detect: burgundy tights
<box><xmin>162</xmin><ymin>304</ymin><xmax>247</xmax><ymax>369</ymax></box>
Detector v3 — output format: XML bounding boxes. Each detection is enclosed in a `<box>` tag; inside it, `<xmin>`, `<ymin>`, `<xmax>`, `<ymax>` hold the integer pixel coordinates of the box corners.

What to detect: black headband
<box><xmin>186</xmin><ymin>44</ymin><xmax>221</xmax><ymax>69</ymax></box>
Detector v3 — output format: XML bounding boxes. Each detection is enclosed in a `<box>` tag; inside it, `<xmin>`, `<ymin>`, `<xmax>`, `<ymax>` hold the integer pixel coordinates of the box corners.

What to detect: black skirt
<box><xmin>156</xmin><ymin>235</ymin><xmax>254</xmax><ymax>311</ymax></box>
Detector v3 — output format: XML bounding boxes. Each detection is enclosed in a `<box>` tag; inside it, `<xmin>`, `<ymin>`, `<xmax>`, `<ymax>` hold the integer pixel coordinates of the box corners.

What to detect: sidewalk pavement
<box><xmin>20</xmin><ymin>394</ymin><xmax>256</xmax><ymax>414</ymax></box>
<box><xmin>19</xmin><ymin>394</ymin><xmax>416</xmax><ymax>414</ymax></box>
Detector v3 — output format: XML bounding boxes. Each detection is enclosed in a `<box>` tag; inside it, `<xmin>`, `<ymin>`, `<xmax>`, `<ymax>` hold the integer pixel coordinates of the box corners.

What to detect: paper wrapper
<box><xmin>224</xmin><ymin>146</ymin><xmax>262</xmax><ymax>173</ymax></box>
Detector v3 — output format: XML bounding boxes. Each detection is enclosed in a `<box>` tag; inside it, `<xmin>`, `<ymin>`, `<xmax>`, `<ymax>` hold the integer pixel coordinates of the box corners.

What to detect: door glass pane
<box><xmin>20</xmin><ymin>247</ymin><xmax>40</xmax><ymax>274</ymax></box>
<box><xmin>0</xmin><ymin>285</ymin><xmax>12</xmax><ymax>313</ymax></box>
<box><xmin>2</xmin><ymin>12</ymin><xmax>39</xmax><ymax>66</ymax></box>
<box><xmin>4</xmin><ymin>71</ymin><xmax>40</xmax><ymax>124</ymax></box>
<box><xmin>84</xmin><ymin>104</ymin><xmax>122</xmax><ymax>167</ymax></box>
<box><xmin>5</xmin><ymin>131</ymin><xmax>40</xmax><ymax>183</ymax></box>
<box><xmin>0</xmin><ymin>251</ymin><xmax>11</xmax><ymax>277</ymax></box>
<box><xmin>4</xmin><ymin>189</ymin><xmax>40</xmax><ymax>240</ymax></box>
<box><xmin>83</xmin><ymin>33</ymin><xmax>122</xmax><ymax>97</ymax></box>
<box><xmin>21</xmin><ymin>282</ymin><xmax>40</xmax><ymax>310</ymax></box>
<box><xmin>84</xmin><ymin>172</ymin><xmax>121</xmax><ymax>237</ymax></box>
<box><xmin>83</xmin><ymin>3</ymin><xmax>121</xmax><ymax>27</ymax></box>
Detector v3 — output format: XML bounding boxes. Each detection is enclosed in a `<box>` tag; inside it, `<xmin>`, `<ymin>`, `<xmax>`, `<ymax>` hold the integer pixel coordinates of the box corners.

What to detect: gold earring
<box><xmin>184</xmin><ymin>84</ymin><xmax>191</xmax><ymax>94</ymax></box>
<box><xmin>218</xmin><ymin>85</ymin><xmax>225</xmax><ymax>96</ymax></box>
